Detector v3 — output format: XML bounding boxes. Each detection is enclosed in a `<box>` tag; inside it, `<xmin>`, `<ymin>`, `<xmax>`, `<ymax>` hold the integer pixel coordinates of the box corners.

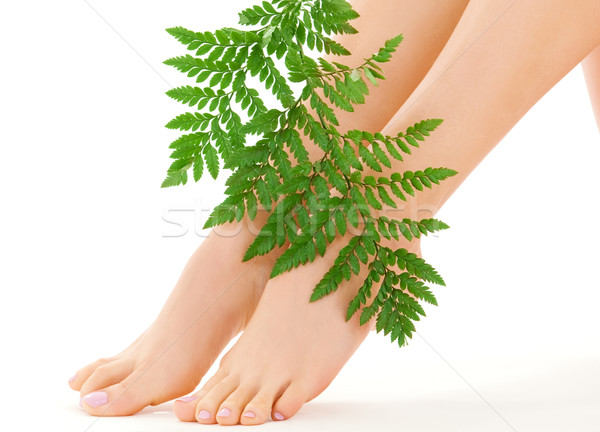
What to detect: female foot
<box><xmin>69</xmin><ymin>219</ymin><xmax>278</xmax><ymax>416</ymax></box>
<box><xmin>174</xmin><ymin>236</ymin><xmax>420</xmax><ymax>425</ymax></box>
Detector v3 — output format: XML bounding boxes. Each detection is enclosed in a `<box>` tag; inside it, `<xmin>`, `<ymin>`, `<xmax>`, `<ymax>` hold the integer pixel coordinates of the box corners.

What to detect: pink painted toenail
<box><xmin>82</xmin><ymin>391</ymin><xmax>108</xmax><ymax>408</ymax></box>
<box><xmin>218</xmin><ymin>408</ymin><xmax>231</xmax><ymax>417</ymax></box>
<box><xmin>274</xmin><ymin>412</ymin><xmax>285</xmax><ymax>421</ymax></box>
<box><xmin>69</xmin><ymin>374</ymin><xmax>77</xmax><ymax>383</ymax></box>
<box><xmin>197</xmin><ymin>410</ymin><xmax>210</xmax><ymax>420</ymax></box>
<box><xmin>176</xmin><ymin>396</ymin><xmax>197</xmax><ymax>403</ymax></box>
<box><xmin>243</xmin><ymin>411</ymin><xmax>256</xmax><ymax>418</ymax></box>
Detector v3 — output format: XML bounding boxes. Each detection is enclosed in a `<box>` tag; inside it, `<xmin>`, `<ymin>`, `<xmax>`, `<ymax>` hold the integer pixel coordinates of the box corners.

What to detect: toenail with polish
<box><xmin>274</xmin><ymin>412</ymin><xmax>285</xmax><ymax>420</ymax></box>
<box><xmin>82</xmin><ymin>391</ymin><xmax>109</xmax><ymax>408</ymax></box>
<box><xmin>69</xmin><ymin>374</ymin><xmax>77</xmax><ymax>383</ymax></box>
<box><xmin>176</xmin><ymin>396</ymin><xmax>197</xmax><ymax>403</ymax></box>
<box><xmin>243</xmin><ymin>411</ymin><xmax>256</xmax><ymax>418</ymax></box>
<box><xmin>197</xmin><ymin>410</ymin><xmax>210</xmax><ymax>420</ymax></box>
<box><xmin>218</xmin><ymin>408</ymin><xmax>231</xmax><ymax>417</ymax></box>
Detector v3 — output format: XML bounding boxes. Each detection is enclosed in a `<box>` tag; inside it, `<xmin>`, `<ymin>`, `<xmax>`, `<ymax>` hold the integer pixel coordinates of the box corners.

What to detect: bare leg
<box><xmin>180</xmin><ymin>0</ymin><xmax>600</xmax><ymax>426</ymax></box>
<box><xmin>265</xmin><ymin>0</ymin><xmax>471</xmax><ymax>177</ymax></box>
<box><xmin>74</xmin><ymin>0</ymin><xmax>469</xmax><ymax>417</ymax></box>
<box><xmin>382</xmin><ymin>0</ymin><xmax>600</xmax><ymax>217</ymax></box>
<box><xmin>322</xmin><ymin>0</ymin><xmax>469</xmax><ymax>134</ymax></box>
<box><xmin>583</xmin><ymin>44</ymin><xmax>600</xmax><ymax>132</ymax></box>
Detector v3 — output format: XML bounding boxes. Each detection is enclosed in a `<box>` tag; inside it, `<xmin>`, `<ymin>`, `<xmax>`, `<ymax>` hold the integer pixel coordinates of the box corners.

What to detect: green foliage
<box><xmin>163</xmin><ymin>0</ymin><xmax>458</xmax><ymax>348</ymax></box>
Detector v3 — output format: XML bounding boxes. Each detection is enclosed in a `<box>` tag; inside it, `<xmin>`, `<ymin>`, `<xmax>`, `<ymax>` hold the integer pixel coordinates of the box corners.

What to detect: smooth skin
<box><xmin>72</xmin><ymin>0</ymin><xmax>470</xmax><ymax>417</ymax></box>
<box><xmin>176</xmin><ymin>0</ymin><xmax>600</xmax><ymax>425</ymax></box>
<box><xmin>71</xmin><ymin>219</ymin><xmax>280</xmax><ymax>415</ymax></box>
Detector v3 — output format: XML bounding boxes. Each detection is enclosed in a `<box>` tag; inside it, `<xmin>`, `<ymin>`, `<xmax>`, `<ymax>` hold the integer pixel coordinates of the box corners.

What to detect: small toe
<box><xmin>240</xmin><ymin>384</ymin><xmax>282</xmax><ymax>426</ymax></box>
<box><xmin>272</xmin><ymin>382</ymin><xmax>306</xmax><ymax>422</ymax></box>
<box><xmin>174</xmin><ymin>368</ymin><xmax>228</xmax><ymax>422</ymax></box>
<box><xmin>216</xmin><ymin>385</ymin><xmax>255</xmax><ymax>425</ymax></box>
<box><xmin>194</xmin><ymin>376</ymin><xmax>239</xmax><ymax>424</ymax></box>
<box><xmin>196</xmin><ymin>367</ymin><xmax>227</xmax><ymax>396</ymax></box>
<box><xmin>79</xmin><ymin>360</ymin><xmax>132</xmax><ymax>397</ymax></box>
<box><xmin>69</xmin><ymin>357</ymin><xmax>116</xmax><ymax>391</ymax></box>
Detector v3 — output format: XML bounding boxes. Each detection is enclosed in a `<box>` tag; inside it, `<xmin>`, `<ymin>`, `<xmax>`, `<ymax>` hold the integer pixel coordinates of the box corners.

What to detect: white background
<box><xmin>0</xmin><ymin>1</ymin><xmax>598</xmax><ymax>431</ymax></box>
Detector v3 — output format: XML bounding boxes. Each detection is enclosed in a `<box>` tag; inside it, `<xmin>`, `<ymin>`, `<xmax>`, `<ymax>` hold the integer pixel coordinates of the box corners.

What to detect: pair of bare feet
<box><xmin>69</xmin><ymin>217</ymin><xmax>419</xmax><ymax>425</ymax></box>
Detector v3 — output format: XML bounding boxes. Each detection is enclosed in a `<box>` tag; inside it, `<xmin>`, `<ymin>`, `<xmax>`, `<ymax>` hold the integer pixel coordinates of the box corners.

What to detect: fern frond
<box><xmin>163</xmin><ymin>0</ymin><xmax>455</xmax><ymax>351</ymax></box>
<box><xmin>394</xmin><ymin>248</ymin><xmax>445</xmax><ymax>286</ymax></box>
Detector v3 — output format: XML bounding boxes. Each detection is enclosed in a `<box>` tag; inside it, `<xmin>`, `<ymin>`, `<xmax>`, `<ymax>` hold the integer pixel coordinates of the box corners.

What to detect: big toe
<box><xmin>80</xmin><ymin>371</ymin><xmax>152</xmax><ymax>416</ymax></box>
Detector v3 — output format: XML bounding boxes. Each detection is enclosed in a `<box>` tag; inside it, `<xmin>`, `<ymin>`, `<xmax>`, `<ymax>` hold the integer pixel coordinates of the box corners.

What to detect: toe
<box><xmin>80</xmin><ymin>383</ymin><xmax>142</xmax><ymax>416</ymax></box>
<box><xmin>272</xmin><ymin>382</ymin><xmax>306</xmax><ymax>422</ymax></box>
<box><xmin>173</xmin><ymin>394</ymin><xmax>200</xmax><ymax>422</ymax></box>
<box><xmin>194</xmin><ymin>376</ymin><xmax>239</xmax><ymax>424</ymax></box>
<box><xmin>240</xmin><ymin>384</ymin><xmax>282</xmax><ymax>426</ymax></box>
<box><xmin>80</xmin><ymin>369</ymin><xmax>154</xmax><ymax>416</ymax></box>
<box><xmin>69</xmin><ymin>357</ymin><xmax>116</xmax><ymax>391</ymax></box>
<box><xmin>174</xmin><ymin>368</ymin><xmax>227</xmax><ymax>422</ymax></box>
<box><xmin>195</xmin><ymin>367</ymin><xmax>227</xmax><ymax>396</ymax></box>
<box><xmin>216</xmin><ymin>385</ymin><xmax>255</xmax><ymax>425</ymax></box>
<box><xmin>79</xmin><ymin>360</ymin><xmax>132</xmax><ymax>397</ymax></box>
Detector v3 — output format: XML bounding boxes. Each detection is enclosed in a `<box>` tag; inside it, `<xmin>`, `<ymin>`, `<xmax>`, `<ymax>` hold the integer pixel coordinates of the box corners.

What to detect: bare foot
<box><xmin>174</xmin><ymin>236</ymin><xmax>420</xmax><ymax>425</ymax></box>
<box><xmin>69</xmin><ymin>220</ymin><xmax>277</xmax><ymax>416</ymax></box>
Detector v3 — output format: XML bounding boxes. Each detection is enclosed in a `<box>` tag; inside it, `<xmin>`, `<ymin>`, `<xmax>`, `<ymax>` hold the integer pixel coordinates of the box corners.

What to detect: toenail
<box><xmin>274</xmin><ymin>412</ymin><xmax>285</xmax><ymax>421</ymax></box>
<box><xmin>69</xmin><ymin>374</ymin><xmax>77</xmax><ymax>383</ymax></box>
<box><xmin>218</xmin><ymin>408</ymin><xmax>231</xmax><ymax>417</ymax></box>
<box><xmin>243</xmin><ymin>411</ymin><xmax>256</xmax><ymax>418</ymax></box>
<box><xmin>176</xmin><ymin>396</ymin><xmax>197</xmax><ymax>403</ymax></box>
<box><xmin>197</xmin><ymin>410</ymin><xmax>210</xmax><ymax>420</ymax></box>
<box><xmin>82</xmin><ymin>391</ymin><xmax>109</xmax><ymax>408</ymax></box>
